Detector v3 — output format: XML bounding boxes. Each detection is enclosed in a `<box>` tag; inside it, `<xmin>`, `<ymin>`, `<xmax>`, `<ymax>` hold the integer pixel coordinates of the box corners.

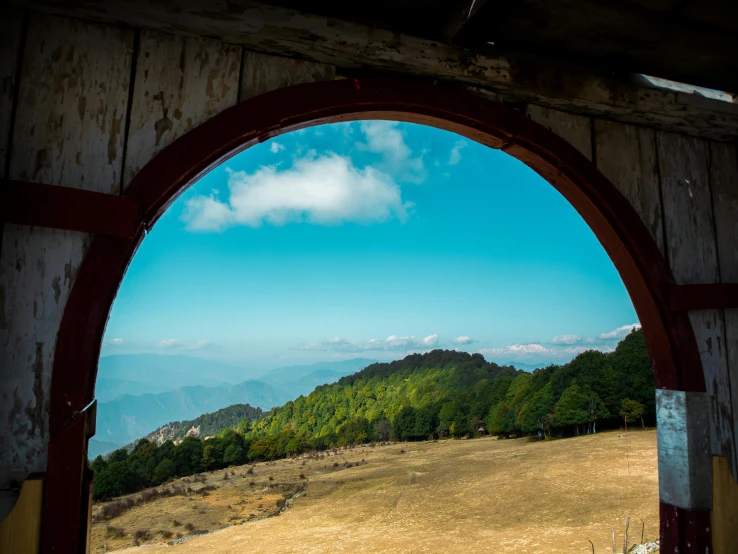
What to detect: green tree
<box><xmin>620</xmin><ymin>398</ymin><xmax>646</xmax><ymax>429</ymax></box>
<box><xmin>373</xmin><ymin>419</ymin><xmax>391</xmax><ymax>442</ymax></box>
<box><xmin>153</xmin><ymin>458</ymin><xmax>175</xmax><ymax>484</ymax></box>
<box><xmin>248</xmin><ymin>439</ymin><xmax>270</xmax><ymax>461</ymax></box>
<box><xmin>519</xmin><ymin>383</ymin><xmax>555</xmax><ymax>437</ymax></box>
<box><xmin>584</xmin><ymin>385</ymin><xmax>610</xmax><ymax>433</ymax></box>
<box><xmin>554</xmin><ymin>384</ymin><xmax>590</xmax><ymax>435</ymax></box>
<box><xmin>223</xmin><ymin>444</ymin><xmax>245</xmax><ymax>466</ymax></box>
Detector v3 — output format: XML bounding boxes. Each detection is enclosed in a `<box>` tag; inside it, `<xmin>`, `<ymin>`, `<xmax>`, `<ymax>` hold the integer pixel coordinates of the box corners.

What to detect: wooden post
<box><xmin>612</xmin><ymin>527</ymin><xmax>617</xmax><ymax>553</ymax></box>
<box><xmin>623</xmin><ymin>516</ymin><xmax>630</xmax><ymax>554</ymax></box>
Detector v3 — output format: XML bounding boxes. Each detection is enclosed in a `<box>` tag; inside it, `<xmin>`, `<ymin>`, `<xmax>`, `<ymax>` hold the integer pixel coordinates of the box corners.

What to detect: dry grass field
<box><xmin>93</xmin><ymin>429</ymin><xmax>658</xmax><ymax>553</ymax></box>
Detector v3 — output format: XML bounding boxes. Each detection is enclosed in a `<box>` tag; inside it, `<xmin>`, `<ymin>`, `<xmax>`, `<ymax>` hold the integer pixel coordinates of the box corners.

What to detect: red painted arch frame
<box><xmin>41</xmin><ymin>79</ymin><xmax>708</xmax><ymax>553</ymax></box>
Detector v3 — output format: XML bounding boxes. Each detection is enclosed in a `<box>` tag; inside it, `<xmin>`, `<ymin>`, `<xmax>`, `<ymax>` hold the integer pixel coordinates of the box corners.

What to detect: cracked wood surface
<box><xmin>0</xmin><ymin>14</ymin><xmax>133</xmax><ymax>498</ymax></box>
<box><xmin>8</xmin><ymin>0</ymin><xmax>738</xmax><ymax>141</ymax></box>
<box><xmin>526</xmin><ymin>105</ymin><xmax>592</xmax><ymax>161</ymax></box>
<box><xmin>123</xmin><ymin>30</ymin><xmax>241</xmax><ymax>189</ymax></box>
<box><xmin>594</xmin><ymin>121</ymin><xmax>664</xmax><ymax>255</ymax></box>
<box><xmin>657</xmin><ymin>132</ymin><xmax>736</xmax><ymax>479</ymax></box>
<box><xmin>709</xmin><ymin>142</ymin><xmax>738</xmax><ymax>485</ymax></box>
<box><xmin>0</xmin><ymin>9</ymin><xmax>23</xmax><ymax>180</ymax></box>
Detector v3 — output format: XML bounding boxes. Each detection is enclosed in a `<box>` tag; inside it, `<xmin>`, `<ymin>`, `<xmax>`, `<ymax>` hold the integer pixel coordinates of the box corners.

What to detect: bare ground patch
<box><xmin>96</xmin><ymin>430</ymin><xmax>658</xmax><ymax>554</ymax></box>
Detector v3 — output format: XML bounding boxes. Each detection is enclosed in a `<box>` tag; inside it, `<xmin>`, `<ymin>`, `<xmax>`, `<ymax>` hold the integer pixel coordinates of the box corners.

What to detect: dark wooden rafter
<box><xmin>669</xmin><ymin>284</ymin><xmax>738</xmax><ymax>311</ymax></box>
<box><xmin>440</xmin><ymin>0</ymin><xmax>489</xmax><ymax>42</ymax></box>
<box><xmin>1</xmin><ymin>180</ymin><xmax>143</xmax><ymax>238</ymax></box>
<box><xmin>8</xmin><ymin>0</ymin><xmax>738</xmax><ymax>141</ymax></box>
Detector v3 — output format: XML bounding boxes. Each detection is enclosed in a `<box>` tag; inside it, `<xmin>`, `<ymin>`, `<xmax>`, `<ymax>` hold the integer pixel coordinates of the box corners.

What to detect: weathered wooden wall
<box><xmin>0</xmin><ymin>10</ymin><xmax>338</xmax><ymax>520</ymax></box>
<box><xmin>0</xmin><ymin>5</ymin><xmax>737</xmax><ymax>543</ymax></box>
<box><xmin>0</xmin><ymin>12</ymin><xmax>134</xmax><ymax>519</ymax></box>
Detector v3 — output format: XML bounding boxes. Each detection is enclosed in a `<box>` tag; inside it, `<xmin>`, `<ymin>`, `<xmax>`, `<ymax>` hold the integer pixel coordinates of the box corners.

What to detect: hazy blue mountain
<box><xmin>94</xmin><ymin>380</ymin><xmax>289</xmax><ymax>454</ymax></box>
<box><xmin>95</xmin><ymin>378</ymin><xmax>173</xmax><ymax>402</ymax></box>
<box><xmin>278</xmin><ymin>369</ymin><xmax>357</xmax><ymax>398</ymax></box>
<box><xmin>88</xmin><ymin>439</ymin><xmax>121</xmax><ymax>460</ymax></box>
<box><xmin>97</xmin><ymin>354</ymin><xmax>248</xmax><ymax>392</ymax></box>
<box><xmin>504</xmin><ymin>361</ymin><xmax>547</xmax><ymax>372</ymax></box>
<box><xmin>91</xmin><ymin>356</ymin><xmax>377</xmax><ymax>457</ymax></box>
<box><xmin>258</xmin><ymin>358</ymin><xmax>376</xmax><ymax>396</ymax></box>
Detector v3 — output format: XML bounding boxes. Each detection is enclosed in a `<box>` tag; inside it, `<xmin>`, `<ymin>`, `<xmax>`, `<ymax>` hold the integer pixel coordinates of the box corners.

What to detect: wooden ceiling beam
<box><xmin>8</xmin><ymin>0</ymin><xmax>738</xmax><ymax>140</ymax></box>
<box><xmin>440</xmin><ymin>0</ymin><xmax>490</xmax><ymax>42</ymax></box>
<box><xmin>453</xmin><ymin>0</ymin><xmax>738</xmax><ymax>94</ymax></box>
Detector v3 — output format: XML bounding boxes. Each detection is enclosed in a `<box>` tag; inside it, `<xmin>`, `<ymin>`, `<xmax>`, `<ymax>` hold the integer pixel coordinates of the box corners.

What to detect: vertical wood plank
<box><xmin>526</xmin><ymin>105</ymin><xmax>592</xmax><ymax>161</ymax></box>
<box><xmin>594</xmin><ymin>120</ymin><xmax>665</xmax><ymax>254</ymax></box>
<box><xmin>0</xmin><ymin>14</ymin><xmax>134</xmax><ymax>496</ymax></box>
<box><xmin>9</xmin><ymin>14</ymin><xmax>133</xmax><ymax>193</ymax></box>
<box><xmin>123</xmin><ymin>31</ymin><xmax>241</xmax><ymax>189</ymax></box>
<box><xmin>239</xmin><ymin>51</ymin><xmax>336</xmax><ymax>102</ymax></box>
<box><xmin>657</xmin><ymin>131</ymin><xmax>735</xmax><ymax>475</ymax></box>
<box><xmin>710</xmin><ymin>141</ymin><xmax>738</xmax><ymax>481</ymax></box>
<box><xmin>0</xmin><ymin>9</ymin><xmax>23</xmax><ymax>179</ymax></box>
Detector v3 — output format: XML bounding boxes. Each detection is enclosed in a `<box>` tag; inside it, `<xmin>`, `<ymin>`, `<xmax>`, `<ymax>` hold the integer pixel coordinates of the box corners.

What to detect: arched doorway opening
<box><xmin>42</xmin><ymin>79</ymin><xmax>707</xmax><ymax>553</ymax></box>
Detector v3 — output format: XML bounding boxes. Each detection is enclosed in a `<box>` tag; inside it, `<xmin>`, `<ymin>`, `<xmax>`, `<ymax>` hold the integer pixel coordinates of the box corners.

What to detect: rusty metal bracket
<box><xmin>656</xmin><ymin>389</ymin><xmax>712</xmax><ymax>510</ymax></box>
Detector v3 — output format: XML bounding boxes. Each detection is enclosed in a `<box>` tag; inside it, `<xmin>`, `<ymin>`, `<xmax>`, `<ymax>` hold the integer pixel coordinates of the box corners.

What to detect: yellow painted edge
<box><xmin>0</xmin><ymin>475</ymin><xmax>44</xmax><ymax>554</ymax></box>
<box><xmin>711</xmin><ymin>456</ymin><xmax>738</xmax><ymax>554</ymax></box>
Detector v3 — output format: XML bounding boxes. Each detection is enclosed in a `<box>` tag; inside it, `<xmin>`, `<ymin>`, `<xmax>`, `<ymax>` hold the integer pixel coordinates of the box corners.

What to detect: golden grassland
<box><xmin>93</xmin><ymin>429</ymin><xmax>658</xmax><ymax>553</ymax></box>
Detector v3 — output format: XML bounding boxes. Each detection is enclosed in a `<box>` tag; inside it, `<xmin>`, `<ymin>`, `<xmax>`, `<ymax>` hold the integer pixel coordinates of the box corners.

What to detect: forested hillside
<box><xmin>136</xmin><ymin>404</ymin><xmax>264</xmax><ymax>446</ymax></box>
<box><xmin>91</xmin><ymin>329</ymin><xmax>651</xmax><ymax>500</ymax></box>
<box><xmin>248</xmin><ymin>328</ymin><xmax>651</xmax><ymax>445</ymax></box>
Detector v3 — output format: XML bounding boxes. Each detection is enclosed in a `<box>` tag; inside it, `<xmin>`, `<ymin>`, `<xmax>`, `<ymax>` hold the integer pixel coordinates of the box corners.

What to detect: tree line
<box><xmin>91</xmin><ymin>328</ymin><xmax>651</xmax><ymax>500</ymax></box>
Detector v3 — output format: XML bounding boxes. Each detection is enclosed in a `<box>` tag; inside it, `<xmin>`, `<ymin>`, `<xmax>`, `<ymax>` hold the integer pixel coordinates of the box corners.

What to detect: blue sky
<box><xmin>101</xmin><ymin>121</ymin><xmax>639</xmax><ymax>373</ymax></box>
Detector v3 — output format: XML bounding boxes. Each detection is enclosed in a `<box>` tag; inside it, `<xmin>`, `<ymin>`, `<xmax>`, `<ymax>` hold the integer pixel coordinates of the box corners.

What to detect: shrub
<box><xmin>133</xmin><ymin>529</ymin><xmax>151</xmax><ymax>545</ymax></box>
<box><xmin>184</xmin><ymin>523</ymin><xmax>195</xmax><ymax>532</ymax></box>
<box><xmin>246</xmin><ymin>467</ymin><xmax>254</xmax><ymax>475</ymax></box>
<box><xmin>173</xmin><ymin>520</ymin><xmax>182</xmax><ymax>527</ymax></box>
<box><xmin>160</xmin><ymin>530</ymin><xmax>173</xmax><ymax>539</ymax></box>
<box><xmin>299</xmin><ymin>474</ymin><xmax>306</xmax><ymax>479</ymax></box>
<box><xmin>223</xmin><ymin>472</ymin><xmax>229</xmax><ymax>481</ymax></box>
<box><xmin>105</xmin><ymin>525</ymin><xmax>125</xmax><ymax>538</ymax></box>
<box><xmin>97</xmin><ymin>498</ymin><xmax>135</xmax><ymax>520</ymax></box>
<box><xmin>268</xmin><ymin>476</ymin><xmax>274</xmax><ymax>481</ymax></box>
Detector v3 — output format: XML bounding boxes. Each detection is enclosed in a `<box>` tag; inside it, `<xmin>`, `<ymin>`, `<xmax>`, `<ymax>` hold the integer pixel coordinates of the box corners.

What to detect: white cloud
<box><xmin>448</xmin><ymin>140</ymin><xmax>467</xmax><ymax>165</ymax></box>
<box><xmin>550</xmin><ymin>334</ymin><xmax>582</xmax><ymax>345</ymax></box>
<box><xmin>299</xmin><ymin>333</ymin><xmax>443</xmax><ymax>352</ymax></box>
<box><xmin>479</xmin><ymin>343</ymin><xmax>613</xmax><ymax>364</ymax></box>
<box><xmin>183</xmin><ymin>154</ymin><xmax>413</xmax><ymax>231</ymax></box>
<box><xmin>453</xmin><ymin>336</ymin><xmax>475</xmax><ymax>345</ymax></box>
<box><xmin>156</xmin><ymin>339</ymin><xmax>212</xmax><ymax>350</ymax></box>
<box><xmin>598</xmin><ymin>323</ymin><xmax>641</xmax><ymax>341</ymax></box>
<box><xmin>269</xmin><ymin>142</ymin><xmax>285</xmax><ymax>154</ymax></box>
<box><xmin>104</xmin><ymin>338</ymin><xmax>124</xmax><ymax>346</ymax></box>
<box><xmin>359</xmin><ymin>121</ymin><xmax>425</xmax><ymax>183</ymax></box>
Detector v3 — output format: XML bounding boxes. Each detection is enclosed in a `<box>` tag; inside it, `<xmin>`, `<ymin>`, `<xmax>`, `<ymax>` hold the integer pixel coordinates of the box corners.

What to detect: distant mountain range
<box><xmin>91</xmin><ymin>380</ymin><xmax>288</xmax><ymax>457</ymax></box>
<box><xmin>97</xmin><ymin>354</ymin><xmax>249</xmax><ymax>392</ymax></box>
<box><xmin>501</xmin><ymin>361</ymin><xmax>546</xmax><ymax>372</ymax></box>
<box><xmin>257</xmin><ymin>358</ymin><xmax>377</xmax><ymax>398</ymax></box>
<box><xmin>90</xmin><ymin>355</ymin><xmax>376</xmax><ymax>458</ymax></box>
